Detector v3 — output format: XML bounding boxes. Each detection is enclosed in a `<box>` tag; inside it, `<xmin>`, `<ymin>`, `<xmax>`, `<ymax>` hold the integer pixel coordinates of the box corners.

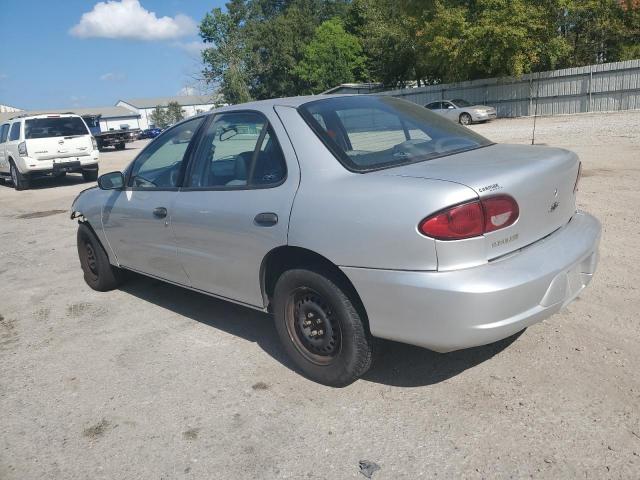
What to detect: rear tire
<box><xmin>115</xmin><ymin>142</ymin><xmax>125</xmax><ymax>150</ymax></box>
<box><xmin>10</xmin><ymin>161</ymin><xmax>30</xmax><ymax>190</ymax></box>
<box><xmin>82</xmin><ymin>168</ymin><xmax>99</xmax><ymax>182</ymax></box>
<box><xmin>77</xmin><ymin>223</ymin><xmax>125</xmax><ymax>291</ymax></box>
<box><xmin>273</xmin><ymin>268</ymin><xmax>373</xmax><ymax>386</ymax></box>
<box><xmin>459</xmin><ymin>112</ymin><xmax>472</xmax><ymax>125</ymax></box>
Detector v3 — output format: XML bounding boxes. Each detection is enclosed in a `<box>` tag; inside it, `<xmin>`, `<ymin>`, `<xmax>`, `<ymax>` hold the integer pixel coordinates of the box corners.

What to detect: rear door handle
<box><xmin>153</xmin><ymin>207</ymin><xmax>168</xmax><ymax>218</ymax></box>
<box><xmin>254</xmin><ymin>212</ymin><xmax>278</xmax><ymax>227</ymax></box>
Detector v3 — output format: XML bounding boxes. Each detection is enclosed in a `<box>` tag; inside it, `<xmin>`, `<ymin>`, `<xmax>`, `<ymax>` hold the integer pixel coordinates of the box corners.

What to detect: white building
<box><xmin>0</xmin><ymin>103</ymin><xmax>22</xmax><ymax>113</ymax></box>
<box><xmin>116</xmin><ymin>95</ymin><xmax>218</xmax><ymax>129</ymax></box>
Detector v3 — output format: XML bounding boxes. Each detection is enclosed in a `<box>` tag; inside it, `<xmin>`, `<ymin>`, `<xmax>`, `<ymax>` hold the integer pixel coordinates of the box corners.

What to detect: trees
<box><xmin>200</xmin><ymin>1</ymin><xmax>252</xmax><ymax>104</ymax></box>
<box><xmin>198</xmin><ymin>0</ymin><xmax>640</xmax><ymax>101</ymax></box>
<box><xmin>149</xmin><ymin>105</ymin><xmax>168</xmax><ymax>128</ymax></box>
<box><xmin>148</xmin><ymin>103</ymin><xmax>184</xmax><ymax>128</ymax></box>
<box><xmin>166</xmin><ymin>101</ymin><xmax>185</xmax><ymax>124</ymax></box>
<box><xmin>295</xmin><ymin>18</ymin><xmax>368</xmax><ymax>93</ymax></box>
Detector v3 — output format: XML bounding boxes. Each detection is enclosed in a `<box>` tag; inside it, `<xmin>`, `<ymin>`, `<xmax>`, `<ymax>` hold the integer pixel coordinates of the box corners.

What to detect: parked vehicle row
<box><xmin>71</xmin><ymin>95</ymin><xmax>600</xmax><ymax>386</ymax></box>
<box><xmin>426</xmin><ymin>99</ymin><xmax>497</xmax><ymax>125</ymax></box>
<box><xmin>0</xmin><ymin>113</ymin><xmax>99</xmax><ymax>190</ymax></box>
<box><xmin>137</xmin><ymin>128</ymin><xmax>163</xmax><ymax>140</ymax></box>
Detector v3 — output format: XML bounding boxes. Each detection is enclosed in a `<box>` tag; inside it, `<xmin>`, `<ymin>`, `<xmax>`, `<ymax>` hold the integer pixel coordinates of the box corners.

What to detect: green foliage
<box><xmin>166</xmin><ymin>101</ymin><xmax>185</xmax><ymax>124</ymax></box>
<box><xmin>149</xmin><ymin>105</ymin><xmax>168</xmax><ymax>128</ymax></box>
<box><xmin>295</xmin><ymin>18</ymin><xmax>368</xmax><ymax>93</ymax></box>
<box><xmin>199</xmin><ymin>0</ymin><xmax>640</xmax><ymax>101</ymax></box>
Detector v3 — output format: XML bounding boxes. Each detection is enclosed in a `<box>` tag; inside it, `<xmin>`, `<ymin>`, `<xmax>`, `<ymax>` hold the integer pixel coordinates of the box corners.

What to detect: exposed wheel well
<box><xmin>260</xmin><ymin>246</ymin><xmax>370</xmax><ymax>331</ymax></box>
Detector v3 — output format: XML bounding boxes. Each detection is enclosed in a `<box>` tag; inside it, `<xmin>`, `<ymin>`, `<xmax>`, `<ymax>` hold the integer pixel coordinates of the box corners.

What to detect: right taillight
<box><xmin>419</xmin><ymin>195</ymin><xmax>519</xmax><ymax>240</ymax></box>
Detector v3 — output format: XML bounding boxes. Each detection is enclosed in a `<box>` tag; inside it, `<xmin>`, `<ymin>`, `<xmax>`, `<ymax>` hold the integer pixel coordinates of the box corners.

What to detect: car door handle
<box><xmin>254</xmin><ymin>212</ymin><xmax>278</xmax><ymax>227</ymax></box>
<box><xmin>153</xmin><ymin>207</ymin><xmax>168</xmax><ymax>218</ymax></box>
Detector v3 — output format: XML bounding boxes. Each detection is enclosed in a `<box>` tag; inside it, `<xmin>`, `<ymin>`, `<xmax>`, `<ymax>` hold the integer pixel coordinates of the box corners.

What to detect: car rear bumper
<box><xmin>18</xmin><ymin>155</ymin><xmax>99</xmax><ymax>174</ymax></box>
<box><xmin>341</xmin><ymin>211</ymin><xmax>600</xmax><ymax>353</ymax></box>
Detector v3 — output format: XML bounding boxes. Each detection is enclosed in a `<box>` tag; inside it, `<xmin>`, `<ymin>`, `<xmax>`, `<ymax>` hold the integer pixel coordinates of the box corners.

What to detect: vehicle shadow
<box><xmin>0</xmin><ymin>174</ymin><xmax>93</xmax><ymax>190</ymax></box>
<box><xmin>362</xmin><ymin>331</ymin><xmax>522</xmax><ymax>387</ymax></box>
<box><xmin>119</xmin><ymin>274</ymin><xmax>522</xmax><ymax>388</ymax></box>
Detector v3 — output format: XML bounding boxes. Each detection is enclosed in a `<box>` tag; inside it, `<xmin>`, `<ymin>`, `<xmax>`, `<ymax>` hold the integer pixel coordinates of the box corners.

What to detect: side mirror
<box><xmin>98</xmin><ymin>171</ymin><xmax>124</xmax><ymax>190</ymax></box>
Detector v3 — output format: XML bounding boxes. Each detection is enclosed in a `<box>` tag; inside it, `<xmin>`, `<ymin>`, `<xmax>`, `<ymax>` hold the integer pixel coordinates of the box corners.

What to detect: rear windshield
<box><xmin>451</xmin><ymin>99</ymin><xmax>472</xmax><ymax>107</ymax></box>
<box><xmin>298</xmin><ymin>96</ymin><xmax>492</xmax><ymax>172</ymax></box>
<box><xmin>25</xmin><ymin>117</ymin><xmax>89</xmax><ymax>139</ymax></box>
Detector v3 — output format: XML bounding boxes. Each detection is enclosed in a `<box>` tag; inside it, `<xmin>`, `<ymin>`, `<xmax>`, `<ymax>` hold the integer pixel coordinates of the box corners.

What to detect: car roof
<box><xmin>206</xmin><ymin>94</ymin><xmax>360</xmax><ymax>115</ymax></box>
<box><xmin>8</xmin><ymin>113</ymin><xmax>81</xmax><ymax>122</ymax></box>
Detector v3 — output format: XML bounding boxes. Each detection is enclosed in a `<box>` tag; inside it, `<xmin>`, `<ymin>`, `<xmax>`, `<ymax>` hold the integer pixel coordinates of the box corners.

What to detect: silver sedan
<box><xmin>71</xmin><ymin>95</ymin><xmax>600</xmax><ymax>386</ymax></box>
<box><xmin>426</xmin><ymin>99</ymin><xmax>497</xmax><ymax>125</ymax></box>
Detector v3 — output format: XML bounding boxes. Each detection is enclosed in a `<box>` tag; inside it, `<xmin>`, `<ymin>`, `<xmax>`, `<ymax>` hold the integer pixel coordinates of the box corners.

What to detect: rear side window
<box><xmin>9</xmin><ymin>122</ymin><xmax>21</xmax><ymax>141</ymax></box>
<box><xmin>299</xmin><ymin>96</ymin><xmax>492</xmax><ymax>172</ymax></box>
<box><xmin>188</xmin><ymin>112</ymin><xmax>286</xmax><ymax>188</ymax></box>
<box><xmin>24</xmin><ymin>117</ymin><xmax>89</xmax><ymax>139</ymax></box>
<box><xmin>425</xmin><ymin>102</ymin><xmax>441</xmax><ymax>110</ymax></box>
<box><xmin>0</xmin><ymin>124</ymin><xmax>9</xmax><ymax>143</ymax></box>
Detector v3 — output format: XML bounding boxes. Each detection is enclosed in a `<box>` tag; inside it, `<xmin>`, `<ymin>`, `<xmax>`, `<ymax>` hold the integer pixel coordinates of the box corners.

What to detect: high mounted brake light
<box><xmin>419</xmin><ymin>195</ymin><xmax>519</xmax><ymax>240</ymax></box>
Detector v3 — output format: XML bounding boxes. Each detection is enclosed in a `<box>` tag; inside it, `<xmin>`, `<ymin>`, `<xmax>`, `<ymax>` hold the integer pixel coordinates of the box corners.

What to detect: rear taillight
<box><xmin>91</xmin><ymin>137</ymin><xmax>98</xmax><ymax>150</ymax></box>
<box><xmin>18</xmin><ymin>142</ymin><xmax>27</xmax><ymax>157</ymax></box>
<box><xmin>419</xmin><ymin>195</ymin><xmax>519</xmax><ymax>240</ymax></box>
<box><xmin>574</xmin><ymin>161</ymin><xmax>582</xmax><ymax>193</ymax></box>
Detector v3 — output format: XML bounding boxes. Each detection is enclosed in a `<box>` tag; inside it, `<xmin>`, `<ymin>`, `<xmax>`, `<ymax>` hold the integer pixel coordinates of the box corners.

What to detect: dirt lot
<box><xmin>1</xmin><ymin>112</ymin><xmax>639</xmax><ymax>479</ymax></box>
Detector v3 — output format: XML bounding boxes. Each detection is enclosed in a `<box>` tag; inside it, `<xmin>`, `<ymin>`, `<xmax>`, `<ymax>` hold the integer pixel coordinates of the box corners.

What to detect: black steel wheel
<box><xmin>273</xmin><ymin>268</ymin><xmax>373</xmax><ymax>386</ymax></box>
<box><xmin>286</xmin><ymin>287</ymin><xmax>342</xmax><ymax>365</ymax></box>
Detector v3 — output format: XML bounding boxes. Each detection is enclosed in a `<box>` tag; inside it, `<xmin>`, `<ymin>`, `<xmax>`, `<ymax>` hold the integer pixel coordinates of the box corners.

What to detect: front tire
<box><xmin>77</xmin><ymin>223</ymin><xmax>125</xmax><ymax>291</ymax></box>
<box><xmin>115</xmin><ymin>142</ymin><xmax>125</xmax><ymax>150</ymax></box>
<box><xmin>459</xmin><ymin>112</ymin><xmax>472</xmax><ymax>125</ymax></box>
<box><xmin>10</xmin><ymin>161</ymin><xmax>30</xmax><ymax>190</ymax></box>
<box><xmin>273</xmin><ymin>268</ymin><xmax>373</xmax><ymax>386</ymax></box>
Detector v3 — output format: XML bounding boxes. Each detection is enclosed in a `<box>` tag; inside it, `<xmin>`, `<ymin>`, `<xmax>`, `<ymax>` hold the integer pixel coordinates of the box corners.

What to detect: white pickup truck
<box><xmin>0</xmin><ymin>113</ymin><xmax>99</xmax><ymax>190</ymax></box>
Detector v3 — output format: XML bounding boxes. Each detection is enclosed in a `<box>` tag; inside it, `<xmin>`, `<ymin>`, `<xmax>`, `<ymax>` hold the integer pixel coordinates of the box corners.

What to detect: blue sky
<box><xmin>0</xmin><ymin>0</ymin><xmax>226</xmax><ymax>110</ymax></box>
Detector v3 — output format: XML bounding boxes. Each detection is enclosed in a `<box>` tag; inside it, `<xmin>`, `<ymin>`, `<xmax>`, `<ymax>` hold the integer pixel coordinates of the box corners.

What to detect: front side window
<box><xmin>0</xmin><ymin>124</ymin><xmax>9</xmax><ymax>143</ymax></box>
<box><xmin>9</xmin><ymin>122</ymin><xmax>21</xmax><ymax>141</ymax></box>
<box><xmin>24</xmin><ymin>117</ymin><xmax>89</xmax><ymax>139</ymax></box>
<box><xmin>189</xmin><ymin>112</ymin><xmax>286</xmax><ymax>188</ymax></box>
<box><xmin>129</xmin><ymin>117</ymin><xmax>204</xmax><ymax>188</ymax></box>
<box><xmin>299</xmin><ymin>96</ymin><xmax>492</xmax><ymax>172</ymax></box>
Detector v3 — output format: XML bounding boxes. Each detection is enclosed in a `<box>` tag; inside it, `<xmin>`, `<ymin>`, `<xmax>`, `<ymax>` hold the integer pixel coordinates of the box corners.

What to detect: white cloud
<box><xmin>173</xmin><ymin>41</ymin><xmax>206</xmax><ymax>56</ymax></box>
<box><xmin>0</xmin><ymin>73</ymin><xmax>8</xmax><ymax>80</ymax></box>
<box><xmin>70</xmin><ymin>0</ymin><xmax>197</xmax><ymax>41</ymax></box>
<box><xmin>100</xmin><ymin>72</ymin><xmax>126</xmax><ymax>81</ymax></box>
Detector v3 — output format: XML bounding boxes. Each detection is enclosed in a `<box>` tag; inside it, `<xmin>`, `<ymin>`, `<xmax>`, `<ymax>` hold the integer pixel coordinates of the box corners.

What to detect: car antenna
<box><xmin>531</xmin><ymin>72</ymin><xmax>541</xmax><ymax>145</ymax></box>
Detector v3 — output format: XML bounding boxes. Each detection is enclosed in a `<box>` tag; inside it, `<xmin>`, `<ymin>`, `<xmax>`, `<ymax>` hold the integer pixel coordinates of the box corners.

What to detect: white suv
<box><xmin>0</xmin><ymin>113</ymin><xmax>99</xmax><ymax>190</ymax></box>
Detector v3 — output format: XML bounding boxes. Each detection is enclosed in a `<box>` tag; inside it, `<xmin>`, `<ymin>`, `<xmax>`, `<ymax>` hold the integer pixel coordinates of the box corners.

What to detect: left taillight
<box><xmin>18</xmin><ymin>142</ymin><xmax>27</xmax><ymax>157</ymax></box>
<box><xmin>419</xmin><ymin>195</ymin><xmax>519</xmax><ymax>240</ymax></box>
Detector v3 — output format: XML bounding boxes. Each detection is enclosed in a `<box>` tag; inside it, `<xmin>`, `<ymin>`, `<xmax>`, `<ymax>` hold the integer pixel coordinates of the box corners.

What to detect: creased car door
<box><xmin>171</xmin><ymin>110</ymin><xmax>300</xmax><ymax>307</ymax></box>
<box><xmin>102</xmin><ymin>117</ymin><xmax>204</xmax><ymax>285</ymax></box>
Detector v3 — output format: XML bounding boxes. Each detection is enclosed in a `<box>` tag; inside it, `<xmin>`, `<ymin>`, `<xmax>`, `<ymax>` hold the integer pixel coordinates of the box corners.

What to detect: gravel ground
<box><xmin>1</xmin><ymin>112</ymin><xmax>639</xmax><ymax>479</ymax></box>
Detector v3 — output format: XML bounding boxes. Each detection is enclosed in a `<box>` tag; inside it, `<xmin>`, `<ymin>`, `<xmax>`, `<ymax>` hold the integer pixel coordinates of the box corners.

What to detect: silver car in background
<box><xmin>71</xmin><ymin>95</ymin><xmax>600</xmax><ymax>386</ymax></box>
<box><xmin>426</xmin><ymin>99</ymin><xmax>497</xmax><ymax>125</ymax></box>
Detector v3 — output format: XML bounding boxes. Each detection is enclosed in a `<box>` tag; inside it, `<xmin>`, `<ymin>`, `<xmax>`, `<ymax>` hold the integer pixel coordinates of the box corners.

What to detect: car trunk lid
<box><xmin>380</xmin><ymin>144</ymin><xmax>580</xmax><ymax>266</ymax></box>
